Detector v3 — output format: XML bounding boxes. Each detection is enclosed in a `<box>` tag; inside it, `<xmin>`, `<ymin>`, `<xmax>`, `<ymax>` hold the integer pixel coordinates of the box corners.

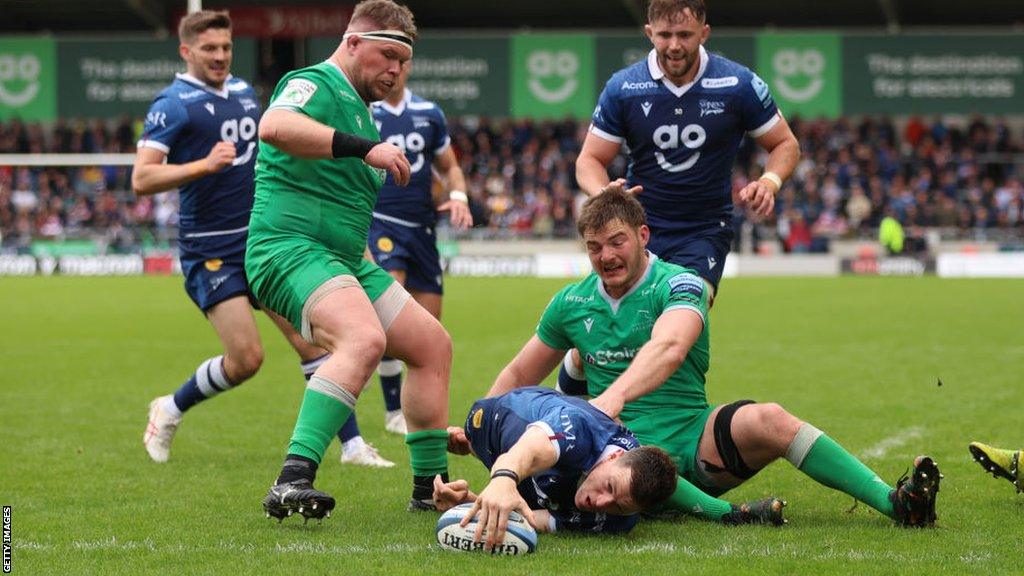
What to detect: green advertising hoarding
<box><xmin>0</xmin><ymin>37</ymin><xmax>56</xmax><ymax>121</ymax></box>
<box><xmin>511</xmin><ymin>34</ymin><xmax>594</xmax><ymax>119</ymax></box>
<box><xmin>843</xmin><ymin>34</ymin><xmax>1024</xmax><ymax>115</ymax></box>
<box><xmin>757</xmin><ymin>33</ymin><xmax>842</xmax><ymax>118</ymax></box>
<box><xmin>309</xmin><ymin>35</ymin><xmax>508</xmax><ymax>115</ymax></box>
<box><xmin>56</xmin><ymin>38</ymin><xmax>255</xmax><ymax>119</ymax></box>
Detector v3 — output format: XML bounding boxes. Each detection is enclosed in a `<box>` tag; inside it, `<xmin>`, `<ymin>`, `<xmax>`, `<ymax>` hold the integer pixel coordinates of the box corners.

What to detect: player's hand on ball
<box><xmin>461</xmin><ymin>478</ymin><xmax>537</xmax><ymax>551</ymax></box>
<box><xmin>204</xmin><ymin>141</ymin><xmax>237</xmax><ymax>173</ymax></box>
<box><xmin>365</xmin><ymin>142</ymin><xmax>411</xmax><ymax>186</ymax></box>
<box><xmin>446</xmin><ymin>426</ymin><xmax>471</xmax><ymax>455</ymax></box>
<box><xmin>600</xmin><ymin>178</ymin><xmax>643</xmax><ymax>196</ymax></box>
<box><xmin>739</xmin><ymin>179</ymin><xmax>777</xmax><ymax>218</ymax></box>
<box><xmin>433</xmin><ymin>475</ymin><xmax>474</xmax><ymax>512</ymax></box>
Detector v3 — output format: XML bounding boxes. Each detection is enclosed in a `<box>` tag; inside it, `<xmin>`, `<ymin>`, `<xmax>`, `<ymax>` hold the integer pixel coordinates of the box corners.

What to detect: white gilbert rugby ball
<box><xmin>435</xmin><ymin>503</ymin><xmax>538</xmax><ymax>555</ymax></box>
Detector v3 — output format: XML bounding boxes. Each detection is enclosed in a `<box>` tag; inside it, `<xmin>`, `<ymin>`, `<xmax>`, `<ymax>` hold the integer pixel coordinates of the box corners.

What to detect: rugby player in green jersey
<box><xmin>487</xmin><ymin>189</ymin><xmax>942</xmax><ymax>527</ymax></box>
<box><xmin>246</xmin><ymin>0</ymin><xmax>452</xmax><ymax>522</ymax></box>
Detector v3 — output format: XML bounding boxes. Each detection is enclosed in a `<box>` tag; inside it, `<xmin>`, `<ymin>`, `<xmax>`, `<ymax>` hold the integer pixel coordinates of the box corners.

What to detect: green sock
<box><xmin>405</xmin><ymin>429</ymin><xmax>449</xmax><ymax>477</ymax></box>
<box><xmin>791</xmin><ymin>425</ymin><xmax>895</xmax><ymax>518</ymax></box>
<box><xmin>287</xmin><ymin>377</ymin><xmax>356</xmax><ymax>464</ymax></box>
<box><xmin>667</xmin><ymin>476</ymin><xmax>734</xmax><ymax>521</ymax></box>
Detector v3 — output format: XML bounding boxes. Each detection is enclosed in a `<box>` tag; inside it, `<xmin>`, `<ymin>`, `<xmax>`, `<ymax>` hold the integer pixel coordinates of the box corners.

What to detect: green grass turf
<box><xmin>1</xmin><ymin>275</ymin><xmax>1022</xmax><ymax>575</ymax></box>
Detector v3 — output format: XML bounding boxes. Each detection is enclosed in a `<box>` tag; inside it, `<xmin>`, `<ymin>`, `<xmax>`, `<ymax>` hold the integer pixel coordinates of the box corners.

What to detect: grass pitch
<box><xmin>2</xmin><ymin>275</ymin><xmax>1022</xmax><ymax>575</ymax></box>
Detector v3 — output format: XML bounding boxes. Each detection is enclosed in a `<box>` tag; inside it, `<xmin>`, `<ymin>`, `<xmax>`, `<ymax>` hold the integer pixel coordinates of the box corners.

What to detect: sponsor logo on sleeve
<box><xmin>667</xmin><ymin>272</ymin><xmax>704</xmax><ymax>297</ymax></box>
<box><xmin>274</xmin><ymin>78</ymin><xmax>317</xmax><ymax>108</ymax></box>
<box><xmin>750</xmin><ymin>73</ymin><xmax>774</xmax><ymax>109</ymax></box>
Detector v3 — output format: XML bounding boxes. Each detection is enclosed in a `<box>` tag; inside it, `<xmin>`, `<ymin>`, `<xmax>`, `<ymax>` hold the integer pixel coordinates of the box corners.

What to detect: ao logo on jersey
<box><xmin>652</xmin><ymin>123</ymin><xmax>706</xmax><ymax>173</ymax></box>
<box><xmin>527</xmin><ymin>50</ymin><xmax>579</xmax><ymax>104</ymax></box>
<box><xmin>220</xmin><ymin>117</ymin><xmax>257</xmax><ymax>166</ymax></box>
<box><xmin>384</xmin><ymin>132</ymin><xmax>426</xmax><ymax>173</ymax></box>
<box><xmin>0</xmin><ymin>53</ymin><xmax>41</xmax><ymax>107</ymax></box>
<box><xmin>771</xmin><ymin>49</ymin><xmax>824</xmax><ymax>103</ymax></box>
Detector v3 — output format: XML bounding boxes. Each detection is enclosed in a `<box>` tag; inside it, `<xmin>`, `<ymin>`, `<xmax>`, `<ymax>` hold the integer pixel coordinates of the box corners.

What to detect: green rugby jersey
<box><xmin>251</xmin><ymin>60</ymin><xmax>385</xmax><ymax>261</ymax></box>
<box><xmin>536</xmin><ymin>255</ymin><xmax>711</xmax><ymax>419</ymax></box>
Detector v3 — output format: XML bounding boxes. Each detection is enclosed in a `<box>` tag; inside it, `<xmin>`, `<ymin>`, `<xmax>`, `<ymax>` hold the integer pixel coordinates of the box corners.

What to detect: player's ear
<box><xmin>638</xmin><ymin>225</ymin><xmax>650</xmax><ymax>246</ymax></box>
<box><xmin>643</xmin><ymin>24</ymin><xmax>654</xmax><ymax>42</ymax></box>
<box><xmin>178</xmin><ymin>43</ymin><xmax>190</xmax><ymax>61</ymax></box>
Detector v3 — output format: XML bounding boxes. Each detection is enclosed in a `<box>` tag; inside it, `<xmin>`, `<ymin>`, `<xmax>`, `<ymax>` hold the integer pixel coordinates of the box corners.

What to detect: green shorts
<box><xmin>245</xmin><ymin>233</ymin><xmax>401</xmax><ymax>340</ymax></box>
<box><xmin>622</xmin><ymin>405</ymin><xmax>724</xmax><ymax>496</ymax></box>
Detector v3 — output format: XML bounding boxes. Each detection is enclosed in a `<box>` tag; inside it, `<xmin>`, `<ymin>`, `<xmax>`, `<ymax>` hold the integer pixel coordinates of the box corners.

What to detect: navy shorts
<box><xmin>180</xmin><ymin>232</ymin><xmax>256</xmax><ymax>313</ymax></box>
<box><xmin>368</xmin><ymin>218</ymin><xmax>443</xmax><ymax>295</ymax></box>
<box><xmin>648</xmin><ymin>223</ymin><xmax>734</xmax><ymax>292</ymax></box>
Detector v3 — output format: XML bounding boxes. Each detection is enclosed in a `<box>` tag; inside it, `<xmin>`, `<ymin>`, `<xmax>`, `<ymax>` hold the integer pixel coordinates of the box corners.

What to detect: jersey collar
<box><xmin>176</xmin><ymin>72</ymin><xmax>231</xmax><ymax>99</ymax></box>
<box><xmin>646</xmin><ymin>45</ymin><xmax>708</xmax><ymax>98</ymax></box>
<box><xmin>597</xmin><ymin>252</ymin><xmax>658</xmax><ymax>314</ymax></box>
<box><xmin>324</xmin><ymin>59</ymin><xmax>373</xmax><ymax>110</ymax></box>
<box><xmin>374</xmin><ymin>88</ymin><xmax>411</xmax><ymax>116</ymax></box>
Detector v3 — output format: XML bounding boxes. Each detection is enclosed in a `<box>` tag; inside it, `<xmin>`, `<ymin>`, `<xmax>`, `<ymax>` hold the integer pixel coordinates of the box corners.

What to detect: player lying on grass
<box><xmin>969</xmin><ymin>442</ymin><xmax>1022</xmax><ymax>493</ymax></box>
<box><xmin>434</xmin><ymin>386</ymin><xmax>678</xmax><ymax>549</ymax></box>
<box><xmin>488</xmin><ymin>189</ymin><xmax>943</xmax><ymax>527</ymax></box>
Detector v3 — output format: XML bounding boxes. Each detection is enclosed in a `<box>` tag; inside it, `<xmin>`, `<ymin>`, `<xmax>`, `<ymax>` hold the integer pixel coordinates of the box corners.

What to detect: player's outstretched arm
<box><xmin>576</xmin><ymin>132</ymin><xmax>641</xmax><ymax>197</ymax></box>
<box><xmin>487</xmin><ymin>336</ymin><xmax>565</xmax><ymax>398</ymax></box>
<box><xmin>460</xmin><ymin>427</ymin><xmax>554</xmax><ymax>548</ymax></box>
<box><xmin>131</xmin><ymin>142</ymin><xmax>236</xmax><ymax>196</ymax></box>
<box><xmin>259</xmin><ymin>108</ymin><xmax>410</xmax><ymax>185</ymax></box>
<box><xmin>590</xmin><ymin>308</ymin><xmax>702</xmax><ymax>419</ymax></box>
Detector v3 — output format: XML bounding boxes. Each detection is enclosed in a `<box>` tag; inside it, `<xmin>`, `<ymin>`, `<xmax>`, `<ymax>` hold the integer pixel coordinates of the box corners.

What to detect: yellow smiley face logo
<box><xmin>204</xmin><ymin>259</ymin><xmax>223</xmax><ymax>271</ymax></box>
<box><xmin>377</xmin><ymin>237</ymin><xmax>394</xmax><ymax>253</ymax></box>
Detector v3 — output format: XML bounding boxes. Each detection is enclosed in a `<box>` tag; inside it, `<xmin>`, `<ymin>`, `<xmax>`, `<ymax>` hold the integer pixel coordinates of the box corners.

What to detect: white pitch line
<box><xmin>860</xmin><ymin>426</ymin><xmax>925</xmax><ymax>459</ymax></box>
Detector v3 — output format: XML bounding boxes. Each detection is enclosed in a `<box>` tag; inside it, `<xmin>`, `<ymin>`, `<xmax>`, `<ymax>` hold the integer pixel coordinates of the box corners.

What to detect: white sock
<box><xmin>385</xmin><ymin>409</ymin><xmax>403</xmax><ymax>420</ymax></box>
<box><xmin>162</xmin><ymin>396</ymin><xmax>183</xmax><ymax>419</ymax></box>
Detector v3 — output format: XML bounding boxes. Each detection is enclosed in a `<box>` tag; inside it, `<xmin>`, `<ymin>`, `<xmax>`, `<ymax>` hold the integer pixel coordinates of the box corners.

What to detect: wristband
<box><xmin>332</xmin><ymin>130</ymin><xmax>377</xmax><ymax>159</ymax></box>
<box><xmin>759</xmin><ymin>171</ymin><xmax>783</xmax><ymax>191</ymax></box>
<box><xmin>490</xmin><ymin>468</ymin><xmax>520</xmax><ymax>483</ymax></box>
<box><xmin>449</xmin><ymin>190</ymin><xmax>469</xmax><ymax>203</ymax></box>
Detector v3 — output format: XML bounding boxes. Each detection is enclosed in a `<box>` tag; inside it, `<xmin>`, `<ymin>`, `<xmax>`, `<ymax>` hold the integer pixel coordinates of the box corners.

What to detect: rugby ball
<box><xmin>435</xmin><ymin>503</ymin><xmax>538</xmax><ymax>555</ymax></box>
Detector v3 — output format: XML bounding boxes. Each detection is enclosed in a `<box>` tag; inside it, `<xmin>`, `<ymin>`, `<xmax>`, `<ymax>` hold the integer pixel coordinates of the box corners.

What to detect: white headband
<box><xmin>343</xmin><ymin>29</ymin><xmax>414</xmax><ymax>55</ymax></box>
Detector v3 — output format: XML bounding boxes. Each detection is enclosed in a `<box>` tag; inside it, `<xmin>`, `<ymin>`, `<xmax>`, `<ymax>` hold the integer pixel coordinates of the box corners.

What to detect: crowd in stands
<box><xmin>1</xmin><ymin>113</ymin><xmax>1022</xmax><ymax>253</ymax></box>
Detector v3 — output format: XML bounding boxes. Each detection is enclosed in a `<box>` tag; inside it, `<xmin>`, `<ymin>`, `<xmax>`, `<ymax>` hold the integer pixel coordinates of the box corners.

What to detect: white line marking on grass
<box><xmin>860</xmin><ymin>426</ymin><xmax>924</xmax><ymax>459</ymax></box>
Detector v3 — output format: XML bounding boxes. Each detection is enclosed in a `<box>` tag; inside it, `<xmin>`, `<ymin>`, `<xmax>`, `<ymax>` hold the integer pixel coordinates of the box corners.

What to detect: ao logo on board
<box><xmin>0</xmin><ymin>53</ymin><xmax>41</xmax><ymax>107</ymax></box>
<box><xmin>527</xmin><ymin>50</ymin><xmax>579</xmax><ymax>104</ymax></box>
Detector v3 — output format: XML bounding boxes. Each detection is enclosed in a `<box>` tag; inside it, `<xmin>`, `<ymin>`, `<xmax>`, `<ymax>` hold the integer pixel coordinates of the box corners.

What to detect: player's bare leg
<box><xmin>144</xmin><ymin>295</ymin><xmax>263</xmax><ymax>462</ymax></box>
<box><xmin>382</xmin><ymin>297</ymin><xmax>453</xmax><ymax>510</ymax></box>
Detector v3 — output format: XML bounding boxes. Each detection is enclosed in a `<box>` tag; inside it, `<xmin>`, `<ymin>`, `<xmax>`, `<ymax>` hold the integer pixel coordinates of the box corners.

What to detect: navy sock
<box><xmin>172</xmin><ymin>356</ymin><xmax>234</xmax><ymax>413</ymax></box>
<box><xmin>379</xmin><ymin>357</ymin><xmax>403</xmax><ymax>412</ymax></box>
<box><xmin>336</xmin><ymin>413</ymin><xmax>361</xmax><ymax>443</ymax></box>
<box><xmin>556</xmin><ymin>361</ymin><xmax>588</xmax><ymax>397</ymax></box>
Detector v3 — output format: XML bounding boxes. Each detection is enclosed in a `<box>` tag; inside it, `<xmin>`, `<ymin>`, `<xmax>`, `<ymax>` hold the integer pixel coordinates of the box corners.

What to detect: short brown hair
<box><xmin>576</xmin><ymin>188</ymin><xmax>647</xmax><ymax>237</ymax></box>
<box><xmin>178</xmin><ymin>10</ymin><xmax>231</xmax><ymax>45</ymax></box>
<box><xmin>350</xmin><ymin>0</ymin><xmax>418</xmax><ymax>41</ymax></box>
<box><xmin>621</xmin><ymin>446</ymin><xmax>678</xmax><ymax>509</ymax></box>
<box><xmin>648</xmin><ymin>0</ymin><xmax>706</xmax><ymax>24</ymax></box>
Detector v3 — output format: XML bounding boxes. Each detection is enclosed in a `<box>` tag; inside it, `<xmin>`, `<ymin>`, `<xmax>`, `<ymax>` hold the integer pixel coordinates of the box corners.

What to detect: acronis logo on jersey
<box><xmin>620</xmin><ymin>79</ymin><xmax>658</xmax><ymax>91</ymax></box>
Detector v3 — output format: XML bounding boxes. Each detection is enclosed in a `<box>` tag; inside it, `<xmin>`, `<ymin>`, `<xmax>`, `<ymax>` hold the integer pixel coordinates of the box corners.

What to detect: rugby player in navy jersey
<box><xmin>434</xmin><ymin>387</ymin><xmax>678</xmax><ymax>549</ymax></box>
<box><xmin>561</xmin><ymin>0</ymin><xmax>801</xmax><ymax>440</ymax></box>
<box><xmin>134</xmin><ymin>10</ymin><xmax>329</xmax><ymax>463</ymax></box>
<box><xmin>333</xmin><ymin>60</ymin><xmax>472</xmax><ymax>469</ymax></box>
